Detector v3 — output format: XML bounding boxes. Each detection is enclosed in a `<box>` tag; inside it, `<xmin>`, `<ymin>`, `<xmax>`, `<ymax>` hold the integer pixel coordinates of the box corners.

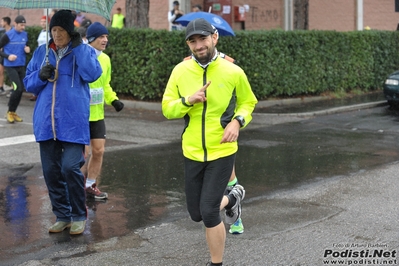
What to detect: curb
<box><xmin>122</xmin><ymin>95</ymin><xmax>333</xmax><ymax>112</ymax></box>
<box><xmin>122</xmin><ymin>100</ymin><xmax>162</xmax><ymax>111</ymax></box>
<box><xmin>253</xmin><ymin>101</ymin><xmax>387</xmax><ymax>117</ymax></box>
<box><xmin>122</xmin><ymin>98</ymin><xmax>388</xmax><ymax>116</ymax></box>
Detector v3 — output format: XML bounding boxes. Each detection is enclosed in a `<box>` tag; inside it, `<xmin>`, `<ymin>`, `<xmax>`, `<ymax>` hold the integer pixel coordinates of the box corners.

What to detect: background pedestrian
<box><xmin>0</xmin><ymin>15</ymin><xmax>30</xmax><ymax>123</ymax></box>
<box><xmin>168</xmin><ymin>1</ymin><xmax>184</xmax><ymax>31</ymax></box>
<box><xmin>111</xmin><ymin>7</ymin><xmax>125</xmax><ymax>29</ymax></box>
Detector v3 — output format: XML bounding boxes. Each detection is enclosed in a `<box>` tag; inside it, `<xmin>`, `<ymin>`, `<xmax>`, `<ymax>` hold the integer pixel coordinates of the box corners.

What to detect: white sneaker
<box><xmin>225</xmin><ymin>184</ymin><xmax>245</xmax><ymax>225</ymax></box>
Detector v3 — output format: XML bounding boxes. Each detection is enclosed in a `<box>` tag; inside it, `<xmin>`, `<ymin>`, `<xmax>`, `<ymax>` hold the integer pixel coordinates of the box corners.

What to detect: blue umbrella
<box><xmin>176</xmin><ymin>11</ymin><xmax>235</xmax><ymax>37</ymax></box>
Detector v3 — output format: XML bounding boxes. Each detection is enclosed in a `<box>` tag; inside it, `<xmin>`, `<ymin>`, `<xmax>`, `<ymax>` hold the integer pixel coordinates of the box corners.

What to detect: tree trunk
<box><xmin>125</xmin><ymin>0</ymin><xmax>149</xmax><ymax>28</ymax></box>
<box><xmin>293</xmin><ymin>0</ymin><xmax>309</xmax><ymax>30</ymax></box>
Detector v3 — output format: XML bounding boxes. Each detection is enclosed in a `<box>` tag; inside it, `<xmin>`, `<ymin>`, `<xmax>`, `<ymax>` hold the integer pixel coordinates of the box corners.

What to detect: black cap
<box><xmin>185</xmin><ymin>18</ymin><xmax>215</xmax><ymax>40</ymax></box>
<box><xmin>15</xmin><ymin>15</ymin><xmax>26</xmax><ymax>24</ymax></box>
<box><xmin>50</xmin><ymin>10</ymin><xmax>75</xmax><ymax>34</ymax></box>
<box><xmin>173</xmin><ymin>1</ymin><xmax>180</xmax><ymax>5</ymax></box>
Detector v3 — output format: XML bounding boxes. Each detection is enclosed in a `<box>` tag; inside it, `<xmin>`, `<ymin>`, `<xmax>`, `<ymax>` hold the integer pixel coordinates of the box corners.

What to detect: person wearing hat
<box><xmin>162</xmin><ymin>18</ymin><xmax>257</xmax><ymax>266</ymax></box>
<box><xmin>23</xmin><ymin>10</ymin><xmax>102</xmax><ymax>235</ymax></box>
<box><xmin>37</xmin><ymin>15</ymin><xmax>50</xmax><ymax>47</ymax></box>
<box><xmin>168</xmin><ymin>0</ymin><xmax>184</xmax><ymax>31</ymax></box>
<box><xmin>0</xmin><ymin>15</ymin><xmax>30</xmax><ymax>123</ymax></box>
<box><xmin>81</xmin><ymin>22</ymin><xmax>124</xmax><ymax>200</ymax></box>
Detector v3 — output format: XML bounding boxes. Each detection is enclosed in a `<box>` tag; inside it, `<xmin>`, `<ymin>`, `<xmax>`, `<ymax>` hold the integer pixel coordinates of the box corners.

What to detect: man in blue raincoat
<box><xmin>23</xmin><ymin>10</ymin><xmax>102</xmax><ymax>235</ymax></box>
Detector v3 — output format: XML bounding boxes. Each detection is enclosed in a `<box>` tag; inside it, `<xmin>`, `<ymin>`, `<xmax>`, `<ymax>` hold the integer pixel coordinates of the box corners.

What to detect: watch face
<box><xmin>235</xmin><ymin>116</ymin><xmax>245</xmax><ymax>127</ymax></box>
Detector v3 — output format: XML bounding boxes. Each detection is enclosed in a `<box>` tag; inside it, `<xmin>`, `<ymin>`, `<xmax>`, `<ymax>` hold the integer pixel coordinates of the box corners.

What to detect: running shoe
<box><xmin>225</xmin><ymin>184</ymin><xmax>245</xmax><ymax>225</ymax></box>
<box><xmin>229</xmin><ymin>217</ymin><xmax>244</xmax><ymax>234</ymax></box>
<box><xmin>86</xmin><ymin>183</ymin><xmax>108</xmax><ymax>200</ymax></box>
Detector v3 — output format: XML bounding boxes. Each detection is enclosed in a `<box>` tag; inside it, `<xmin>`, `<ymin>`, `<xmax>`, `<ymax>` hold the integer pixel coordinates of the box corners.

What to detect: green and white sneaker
<box><xmin>229</xmin><ymin>217</ymin><xmax>244</xmax><ymax>234</ymax></box>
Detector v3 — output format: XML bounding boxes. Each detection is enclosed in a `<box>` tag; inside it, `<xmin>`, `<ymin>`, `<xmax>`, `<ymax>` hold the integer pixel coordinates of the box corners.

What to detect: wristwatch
<box><xmin>234</xmin><ymin>116</ymin><xmax>245</xmax><ymax>127</ymax></box>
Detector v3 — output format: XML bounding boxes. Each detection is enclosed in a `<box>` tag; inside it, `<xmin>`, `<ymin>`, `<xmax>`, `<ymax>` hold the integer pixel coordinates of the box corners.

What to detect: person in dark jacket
<box><xmin>168</xmin><ymin>0</ymin><xmax>184</xmax><ymax>31</ymax></box>
<box><xmin>23</xmin><ymin>10</ymin><xmax>102</xmax><ymax>235</ymax></box>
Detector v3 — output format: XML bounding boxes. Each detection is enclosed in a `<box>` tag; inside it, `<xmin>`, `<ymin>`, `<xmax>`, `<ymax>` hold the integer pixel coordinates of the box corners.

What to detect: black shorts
<box><xmin>184</xmin><ymin>153</ymin><xmax>236</xmax><ymax>228</ymax></box>
<box><xmin>89</xmin><ymin>120</ymin><xmax>106</xmax><ymax>139</ymax></box>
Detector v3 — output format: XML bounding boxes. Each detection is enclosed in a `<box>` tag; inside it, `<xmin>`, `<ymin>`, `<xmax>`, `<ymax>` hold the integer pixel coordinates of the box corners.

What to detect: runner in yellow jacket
<box><xmin>183</xmin><ymin>49</ymin><xmax>245</xmax><ymax>235</ymax></box>
<box><xmin>82</xmin><ymin>22</ymin><xmax>124</xmax><ymax>200</ymax></box>
<box><xmin>162</xmin><ymin>18</ymin><xmax>257</xmax><ymax>266</ymax></box>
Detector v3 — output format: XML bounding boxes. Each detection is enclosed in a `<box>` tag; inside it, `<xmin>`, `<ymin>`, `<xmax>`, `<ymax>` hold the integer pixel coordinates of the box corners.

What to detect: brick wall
<box><xmin>309</xmin><ymin>0</ymin><xmax>399</xmax><ymax>31</ymax></box>
<box><xmin>232</xmin><ymin>0</ymin><xmax>283</xmax><ymax>30</ymax></box>
<box><xmin>0</xmin><ymin>0</ymin><xmax>398</xmax><ymax>32</ymax></box>
<box><xmin>1</xmin><ymin>8</ymin><xmax>48</xmax><ymax>28</ymax></box>
<box><xmin>309</xmin><ymin>0</ymin><xmax>356</xmax><ymax>31</ymax></box>
<box><xmin>364</xmin><ymin>0</ymin><xmax>398</xmax><ymax>31</ymax></box>
<box><xmin>149</xmin><ymin>0</ymin><xmax>170</xmax><ymax>30</ymax></box>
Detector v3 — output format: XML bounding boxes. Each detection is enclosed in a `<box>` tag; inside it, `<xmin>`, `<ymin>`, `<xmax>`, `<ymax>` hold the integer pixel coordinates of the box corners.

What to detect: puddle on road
<box><xmin>96</xmin><ymin>120</ymin><xmax>399</xmax><ymax>236</ymax></box>
<box><xmin>2</xmin><ymin>109</ymin><xmax>399</xmax><ymax>263</ymax></box>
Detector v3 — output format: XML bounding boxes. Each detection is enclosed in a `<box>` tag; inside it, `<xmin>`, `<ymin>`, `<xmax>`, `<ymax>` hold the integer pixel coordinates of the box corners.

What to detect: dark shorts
<box><xmin>184</xmin><ymin>153</ymin><xmax>236</xmax><ymax>228</ymax></box>
<box><xmin>89</xmin><ymin>120</ymin><xmax>106</xmax><ymax>139</ymax></box>
<box><xmin>0</xmin><ymin>57</ymin><xmax>3</xmax><ymax>65</ymax></box>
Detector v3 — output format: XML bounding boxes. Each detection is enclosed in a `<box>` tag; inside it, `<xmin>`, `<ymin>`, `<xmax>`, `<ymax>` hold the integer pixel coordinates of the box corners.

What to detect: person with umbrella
<box><xmin>0</xmin><ymin>15</ymin><xmax>30</xmax><ymax>123</ymax></box>
<box><xmin>23</xmin><ymin>10</ymin><xmax>102</xmax><ymax>235</ymax></box>
<box><xmin>162</xmin><ymin>18</ymin><xmax>257</xmax><ymax>265</ymax></box>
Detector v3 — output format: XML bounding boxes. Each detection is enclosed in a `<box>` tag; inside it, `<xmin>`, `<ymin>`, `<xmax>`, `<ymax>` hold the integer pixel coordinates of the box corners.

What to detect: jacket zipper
<box><xmin>50</xmin><ymin>49</ymin><xmax>73</xmax><ymax>140</ymax></box>
<box><xmin>202</xmin><ymin>68</ymin><xmax>208</xmax><ymax>161</ymax></box>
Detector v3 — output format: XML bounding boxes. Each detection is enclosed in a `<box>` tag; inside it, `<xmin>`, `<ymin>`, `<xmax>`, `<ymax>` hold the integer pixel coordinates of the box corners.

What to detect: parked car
<box><xmin>383</xmin><ymin>70</ymin><xmax>399</xmax><ymax>107</ymax></box>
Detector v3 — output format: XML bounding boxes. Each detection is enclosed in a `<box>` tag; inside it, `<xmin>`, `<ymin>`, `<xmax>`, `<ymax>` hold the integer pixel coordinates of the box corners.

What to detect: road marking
<box><xmin>0</xmin><ymin>134</ymin><xmax>36</xmax><ymax>147</ymax></box>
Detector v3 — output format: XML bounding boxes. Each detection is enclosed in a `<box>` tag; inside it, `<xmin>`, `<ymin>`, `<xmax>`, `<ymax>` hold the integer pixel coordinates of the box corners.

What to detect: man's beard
<box><xmin>194</xmin><ymin>47</ymin><xmax>215</xmax><ymax>65</ymax></box>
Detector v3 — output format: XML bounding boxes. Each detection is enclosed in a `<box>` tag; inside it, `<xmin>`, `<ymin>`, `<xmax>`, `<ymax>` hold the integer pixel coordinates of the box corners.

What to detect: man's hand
<box><xmin>39</xmin><ymin>64</ymin><xmax>55</xmax><ymax>81</ymax></box>
<box><xmin>8</xmin><ymin>54</ymin><xmax>17</xmax><ymax>61</ymax></box>
<box><xmin>188</xmin><ymin>81</ymin><xmax>211</xmax><ymax>105</ymax></box>
<box><xmin>220</xmin><ymin>119</ymin><xmax>240</xmax><ymax>144</ymax></box>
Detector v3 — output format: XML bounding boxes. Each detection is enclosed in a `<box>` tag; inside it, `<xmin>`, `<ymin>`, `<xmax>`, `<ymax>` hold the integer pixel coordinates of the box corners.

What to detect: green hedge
<box><xmin>25</xmin><ymin>27</ymin><xmax>399</xmax><ymax>101</ymax></box>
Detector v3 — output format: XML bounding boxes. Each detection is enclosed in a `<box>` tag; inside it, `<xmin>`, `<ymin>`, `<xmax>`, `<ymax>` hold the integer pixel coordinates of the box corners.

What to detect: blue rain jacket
<box><xmin>24</xmin><ymin>33</ymin><xmax>102</xmax><ymax>145</ymax></box>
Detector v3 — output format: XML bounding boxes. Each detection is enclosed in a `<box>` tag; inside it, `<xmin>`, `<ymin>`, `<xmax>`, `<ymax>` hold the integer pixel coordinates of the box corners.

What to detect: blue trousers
<box><xmin>39</xmin><ymin>140</ymin><xmax>87</xmax><ymax>222</ymax></box>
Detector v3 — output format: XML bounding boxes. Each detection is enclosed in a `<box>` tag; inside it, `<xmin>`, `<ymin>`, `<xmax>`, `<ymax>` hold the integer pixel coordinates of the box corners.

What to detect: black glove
<box><xmin>112</xmin><ymin>100</ymin><xmax>124</xmax><ymax>112</ymax></box>
<box><xmin>39</xmin><ymin>64</ymin><xmax>55</xmax><ymax>81</ymax></box>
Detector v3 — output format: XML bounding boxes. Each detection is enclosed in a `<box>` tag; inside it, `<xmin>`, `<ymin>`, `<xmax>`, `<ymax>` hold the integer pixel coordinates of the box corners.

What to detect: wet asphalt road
<box><xmin>0</xmin><ymin>92</ymin><xmax>398</xmax><ymax>266</ymax></box>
